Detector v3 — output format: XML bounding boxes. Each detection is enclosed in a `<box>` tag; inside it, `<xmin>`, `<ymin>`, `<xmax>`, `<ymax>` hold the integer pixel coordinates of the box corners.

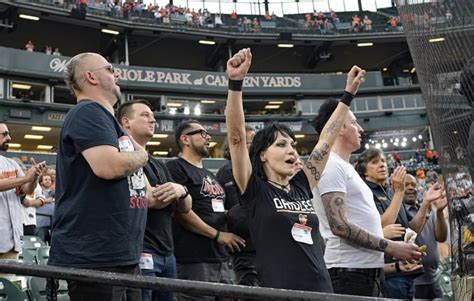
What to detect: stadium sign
<box><xmin>0</xmin><ymin>47</ymin><xmax>384</xmax><ymax>95</ymax></box>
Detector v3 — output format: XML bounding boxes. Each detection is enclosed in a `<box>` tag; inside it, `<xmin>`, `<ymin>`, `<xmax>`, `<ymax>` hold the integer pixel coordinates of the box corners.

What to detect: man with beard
<box><xmin>49</xmin><ymin>53</ymin><xmax>150</xmax><ymax>300</ymax></box>
<box><xmin>0</xmin><ymin>123</ymin><xmax>45</xmax><ymax>259</ymax></box>
<box><xmin>118</xmin><ymin>99</ymin><xmax>192</xmax><ymax>301</ymax></box>
<box><xmin>166</xmin><ymin>120</ymin><xmax>245</xmax><ymax>300</ymax></box>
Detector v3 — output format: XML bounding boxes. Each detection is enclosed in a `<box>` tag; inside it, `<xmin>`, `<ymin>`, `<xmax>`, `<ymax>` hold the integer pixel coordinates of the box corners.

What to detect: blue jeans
<box><xmin>141</xmin><ymin>248</ymin><xmax>177</xmax><ymax>301</ymax></box>
<box><xmin>383</xmin><ymin>276</ymin><xmax>415</xmax><ymax>299</ymax></box>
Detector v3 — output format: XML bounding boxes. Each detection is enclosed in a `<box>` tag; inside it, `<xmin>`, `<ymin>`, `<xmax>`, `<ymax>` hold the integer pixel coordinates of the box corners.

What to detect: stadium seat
<box><xmin>20</xmin><ymin>236</ymin><xmax>46</xmax><ymax>263</ymax></box>
<box><xmin>0</xmin><ymin>278</ymin><xmax>29</xmax><ymax>301</ymax></box>
<box><xmin>28</xmin><ymin>277</ymin><xmax>69</xmax><ymax>301</ymax></box>
<box><xmin>35</xmin><ymin>246</ymin><xmax>50</xmax><ymax>265</ymax></box>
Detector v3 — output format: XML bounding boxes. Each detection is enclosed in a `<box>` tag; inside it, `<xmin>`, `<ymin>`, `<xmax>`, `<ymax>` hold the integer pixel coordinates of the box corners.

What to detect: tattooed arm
<box><xmin>303</xmin><ymin>66</ymin><xmax>366</xmax><ymax>190</ymax></box>
<box><xmin>321</xmin><ymin>191</ymin><xmax>422</xmax><ymax>261</ymax></box>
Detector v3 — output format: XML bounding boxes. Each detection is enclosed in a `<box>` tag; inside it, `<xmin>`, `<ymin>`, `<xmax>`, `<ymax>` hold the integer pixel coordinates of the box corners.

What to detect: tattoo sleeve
<box><xmin>321</xmin><ymin>191</ymin><xmax>387</xmax><ymax>252</ymax></box>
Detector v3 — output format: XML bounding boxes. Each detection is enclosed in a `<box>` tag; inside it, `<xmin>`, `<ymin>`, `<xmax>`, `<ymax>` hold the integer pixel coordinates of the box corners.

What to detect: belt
<box><xmin>329</xmin><ymin>267</ymin><xmax>382</xmax><ymax>278</ymax></box>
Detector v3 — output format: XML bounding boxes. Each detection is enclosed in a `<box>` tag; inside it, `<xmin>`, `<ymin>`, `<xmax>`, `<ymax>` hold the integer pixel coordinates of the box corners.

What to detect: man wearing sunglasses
<box><xmin>49</xmin><ymin>53</ymin><xmax>149</xmax><ymax>300</ymax></box>
<box><xmin>0</xmin><ymin>123</ymin><xmax>45</xmax><ymax>260</ymax></box>
<box><xmin>166</xmin><ymin>120</ymin><xmax>245</xmax><ymax>300</ymax></box>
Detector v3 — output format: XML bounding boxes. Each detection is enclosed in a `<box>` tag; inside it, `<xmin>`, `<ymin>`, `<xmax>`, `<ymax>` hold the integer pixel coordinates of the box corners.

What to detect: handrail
<box><xmin>0</xmin><ymin>260</ymin><xmax>390</xmax><ymax>300</ymax></box>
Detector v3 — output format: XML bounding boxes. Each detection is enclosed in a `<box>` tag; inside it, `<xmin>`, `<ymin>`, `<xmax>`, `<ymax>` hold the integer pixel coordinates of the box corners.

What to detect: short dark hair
<box><xmin>355</xmin><ymin>148</ymin><xmax>384</xmax><ymax>178</ymax></box>
<box><xmin>311</xmin><ymin>99</ymin><xmax>339</xmax><ymax>135</ymax></box>
<box><xmin>117</xmin><ymin>99</ymin><xmax>153</xmax><ymax>126</ymax></box>
<box><xmin>249</xmin><ymin>123</ymin><xmax>295</xmax><ymax>181</ymax></box>
<box><xmin>175</xmin><ymin>120</ymin><xmax>201</xmax><ymax>152</ymax></box>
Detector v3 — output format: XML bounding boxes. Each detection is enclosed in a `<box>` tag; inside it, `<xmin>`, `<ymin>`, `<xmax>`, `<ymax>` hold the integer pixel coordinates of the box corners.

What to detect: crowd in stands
<box><xmin>24</xmin><ymin>40</ymin><xmax>61</xmax><ymax>56</ymax></box>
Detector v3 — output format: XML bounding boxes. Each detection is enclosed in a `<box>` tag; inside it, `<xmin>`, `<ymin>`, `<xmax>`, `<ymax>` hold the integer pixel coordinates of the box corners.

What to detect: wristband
<box><xmin>228</xmin><ymin>79</ymin><xmax>243</xmax><ymax>91</ymax></box>
<box><xmin>340</xmin><ymin>91</ymin><xmax>355</xmax><ymax>106</ymax></box>
<box><xmin>395</xmin><ymin>261</ymin><xmax>401</xmax><ymax>273</ymax></box>
<box><xmin>213</xmin><ymin>230</ymin><xmax>220</xmax><ymax>241</ymax></box>
<box><xmin>179</xmin><ymin>186</ymin><xmax>189</xmax><ymax>199</ymax></box>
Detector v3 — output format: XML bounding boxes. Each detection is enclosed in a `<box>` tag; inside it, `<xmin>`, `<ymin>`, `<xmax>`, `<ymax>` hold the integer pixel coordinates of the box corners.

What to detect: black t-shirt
<box><xmin>215</xmin><ymin>161</ymin><xmax>254</xmax><ymax>252</ymax></box>
<box><xmin>143</xmin><ymin>157</ymin><xmax>174</xmax><ymax>256</ymax></box>
<box><xmin>49</xmin><ymin>100</ymin><xmax>147</xmax><ymax>268</ymax></box>
<box><xmin>166</xmin><ymin>158</ymin><xmax>228</xmax><ymax>263</ymax></box>
<box><xmin>242</xmin><ymin>171</ymin><xmax>332</xmax><ymax>293</ymax></box>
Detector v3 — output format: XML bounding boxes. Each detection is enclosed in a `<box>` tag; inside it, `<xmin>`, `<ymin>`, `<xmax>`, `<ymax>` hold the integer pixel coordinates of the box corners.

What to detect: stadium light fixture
<box><xmin>357</xmin><ymin>42</ymin><xmax>373</xmax><ymax>47</ymax></box>
<box><xmin>153</xmin><ymin>134</ymin><xmax>169</xmax><ymax>139</ymax></box>
<box><xmin>167</xmin><ymin>102</ymin><xmax>182</xmax><ymax>107</ymax></box>
<box><xmin>429</xmin><ymin>37</ymin><xmax>445</xmax><ymax>43</ymax></box>
<box><xmin>199</xmin><ymin>40</ymin><xmax>215</xmax><ymax>45</ymax></box>
<box><xmin>201</xmin><ymin>100</ymin><xmax>216</xmax><ymax>104</ymax></box>
<box><xmin>277</xmin><ymin>43</ymin><xmax>294</xmax><ymax>48</ymax></box>
<box><xmin>268</xmin><ymin>101</ymin><xmax>283</xmax><ymax>104</ymax></box>
<box><xmin>410</xmin><ymin>67</ymin><xmax>416</xmax><ymax>73</ymax></box>
<box><xmin>146</xmin><ymin>141</ymin><xmax>161</xmax><ymax>146</ymax></box>
<box><xmin>264</xmin><ymin>105</ymin><xmax>280</xmax><ymax>109</ymax></box>
<box><xmin>294</xmin><ymin>134</ymin><xmax>305</xmax><ymax>139</ymax></box>
<box><xmin>101</xmin><ymin>29</ymin><xmax>120</xmax><ymax>35</ymax></box>
<box><xmin>19</xmin><ymin>14</ymin><xmax>39</xmax><ymax>21</ymax></box>
<box><xmin>382</xmin><ymin>68</ymin><xmax>388</xmax><ymax>71</ymax></box>
<box><xmin>24</xmin><ymin>134</ymin><xmax>43</xmax><ymax>140</ymax></box>
<box><xmin>37</xmin><ymin>145</ymin><xmax>53</xmax><ymax>150</ymax></box>
<box><xmin>32</xmin><ymin>126</ymin><xmax>51</xmax><ymax>132</ymax></box>
<box><xmin>7</xmin><ymin>143</ymin><xmax>21</xmax><ymax>148</ymax></box>
<box><xmin>12</xmin><ymin>83</ymin><xmax>31</xmax><ymax>90</ymax></box>
<box><xmin>153</xmin><ymin>151</ymin><xmax>169</xmax><ymax>156</ymax></box>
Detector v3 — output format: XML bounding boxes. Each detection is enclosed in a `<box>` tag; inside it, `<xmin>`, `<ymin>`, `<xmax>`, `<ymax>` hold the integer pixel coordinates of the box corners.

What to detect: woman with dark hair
<box><xmin>225</xmin><ymin>48</ymin><xmax>366</xmax><ymax>292</ymax></box>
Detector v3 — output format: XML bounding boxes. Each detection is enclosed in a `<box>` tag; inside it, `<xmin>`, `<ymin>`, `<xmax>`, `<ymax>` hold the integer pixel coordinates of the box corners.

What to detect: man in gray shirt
<box><xmin>403</xmin><ymin>174</ymin><xmax>448</xmax><ymax>299</ymax></box>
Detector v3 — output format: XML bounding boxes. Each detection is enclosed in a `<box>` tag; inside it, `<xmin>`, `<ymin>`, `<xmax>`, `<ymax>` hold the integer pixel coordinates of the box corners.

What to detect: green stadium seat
<box><xmin>35</xmin><ymin>246</ymin><xmax>50</xmax><ymax>265</ymax></box>
<box><xmin>28</xmin><ymin>277</ymin><xmax>69</xmax><ymax>301</ymax></box>
<box><xmin>20</xmin><ymin>236</ymin><xmax>46</xmax><ymax>264</ymax></box>
<box><xmin>0</xmin><ymin>278</ymin><xmax>29</xmax><ymax>301</ymax></box>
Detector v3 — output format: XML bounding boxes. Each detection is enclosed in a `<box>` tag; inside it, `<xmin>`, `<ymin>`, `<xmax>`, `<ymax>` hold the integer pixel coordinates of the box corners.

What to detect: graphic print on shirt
<box><xmin>118</xmin><ymin>135</ymin><xmax>147</xmax><ymax>209</ymax></box>
<box><xmin>273</xmin><ymin>196</ymin><xmax>316</xmax><ymax>215</ymax></box>
<box><xmin>201</xmin><ymin>175</ymin><xmax>226</xmax><ymax>212</ymax></box>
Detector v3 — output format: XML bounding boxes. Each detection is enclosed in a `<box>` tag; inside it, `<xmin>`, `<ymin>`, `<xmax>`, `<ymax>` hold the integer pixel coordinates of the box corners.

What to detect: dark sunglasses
<box><xmin>0</xmin><ymin>131</ymin><xmax>11</xmax><ymax>137</ymax></box>
<box><xmin>90</xmin><ymin>63</ymin><xmax>115</xmax><ymax>74</ymax></box>
<box><xmin>184</xmin><ymin>129</ymin><xmax>210</xmax><ymax>138</ymax></box>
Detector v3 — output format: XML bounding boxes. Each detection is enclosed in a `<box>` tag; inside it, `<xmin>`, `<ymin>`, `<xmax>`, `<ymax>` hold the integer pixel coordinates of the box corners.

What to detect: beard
<box><xmin>0</xmin><ymin>142</ymin><xmax>8</xmax><ymax>151</ymax></box>
<box><xmin>192</xmin><ymin>143</ymin><xmax>209</xmax><ymax>158</ymax></box>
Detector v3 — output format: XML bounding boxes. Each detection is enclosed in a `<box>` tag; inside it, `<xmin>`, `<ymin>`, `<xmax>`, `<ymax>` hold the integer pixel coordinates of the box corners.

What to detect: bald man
<box><xmin>49</xmin><ymin>53</ymin><xmax>149</xmax><ymax>300</ymax></box>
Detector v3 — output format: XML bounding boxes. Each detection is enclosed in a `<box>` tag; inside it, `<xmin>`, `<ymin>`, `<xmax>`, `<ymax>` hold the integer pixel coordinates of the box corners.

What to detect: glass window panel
<box><xmin>220</xmin><ymin>2</ymin><xmax>236</xmax><ymax>14</ymax></box>
<box><xmin>381</xmin><ymin>97</ymin><xmax>392</xmax><ymax>109</ymax></box>
<box><xmin>361</xmin><ymin>0</ymin><xmax>377</xmax><ymax>11</ymax></box>
<box><xmin>328</xmin><ymin>0</ymin><xmax>346</xmax><ymax>12</ymax></box>
<box><xmin>393</xmin><ymin>96</ymin><xmax>404</xmax><ymax>109</ymax></box>
<box><xmin>0</xmin><ymin>78</ymin><xmax>3</xmax><ymax>99</ymax></box>
<box><xmin>314</xmin><ymin>0</ymin><xmax>330</xmax><ymax>12</ymax></box>
<box><xmin>367</xmin><ymin>98</ymin><xmax>378</xmax><ymax>110</ymax></box>
<box><xmin>344</xmin><ymin>0</ymin><xmax>359</xmax><ymax>11</ymax></box>
<box><xmin>415</xmin><ymin>94</ymin><xmax>425</xmax><ymax>107</ymax></box>
<box><xmin>9</xmin><ymin>81</ymin><xmax>46</xmax><ymax>102</ymax></box>
<box><xmin>301</xmin><ymin>101</ymin><xmax>312</xmax><ymax>114</ymax></box>
<box><xmin>268</xmin><ymin>2</ymin><xmax>284</xmax><ymax>16</ymax></box>
<box><xmin>53</xmin><ymin>86</ymin><xmax>75</xmax><ymax>105</ymax></box>
<box><xmin>298</xmin><ymin>2</ymin><xmax>314</xmax><ymax>14</ymax></box>
<box><xmin>281</xmin><ymin>1</ymin><xmax>298</xmax><ymax>15</ymax></box>
<box><xmin>374</xmin><ymin>0</ymin><xmax>393</xmax><ymax>9</ymax></box>
<box><xmin>354</xmin><ymin>99</ymin><xmax>366</xmax><ymax>111</ymax></box>
<box><xmin>404</xmin><ymin>95</ymin><xmax>416</xmax><ymax>108</ymax></box>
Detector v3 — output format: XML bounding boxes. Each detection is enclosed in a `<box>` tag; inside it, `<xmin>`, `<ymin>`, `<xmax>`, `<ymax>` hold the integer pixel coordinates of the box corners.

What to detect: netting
<box><xmin>396</xmin><ymin>0</ymin><xmax>474</xmax><ymax>284</ymax></box>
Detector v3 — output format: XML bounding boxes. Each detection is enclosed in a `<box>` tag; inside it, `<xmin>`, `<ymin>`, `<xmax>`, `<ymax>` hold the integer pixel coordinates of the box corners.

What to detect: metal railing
<box><xmin>0</xmin><ymin>260</ymin><xmax>391</xmax><ymax>300</ymax></box>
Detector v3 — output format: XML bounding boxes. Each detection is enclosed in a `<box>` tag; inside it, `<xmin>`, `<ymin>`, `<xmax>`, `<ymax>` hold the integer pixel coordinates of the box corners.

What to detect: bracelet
<box><xmin>179</xmin><ymin>186</ymin><xmax>189</xmax><ymax>199</ymax></box>
<box><xmin>228</xmin><ymin>79</ymin><xmax>243</xmax><ymax>91</ymax></box>
<box><xmin>395</xmin><ymin>261</ymin><xmax>401</xmax><ymax>273</ymax></box>
<box><xmin>213</xmin><ymin>230</ymin><xmax>220</xmax><ymax>241</ymax></box>
<box><xmin>340</xmin><ymin>91</ymin><xmax>355</xmax><ymax>106</ymax></box>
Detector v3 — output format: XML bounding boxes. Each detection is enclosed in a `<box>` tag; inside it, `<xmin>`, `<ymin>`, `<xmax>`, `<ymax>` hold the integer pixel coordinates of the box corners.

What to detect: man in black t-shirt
<box><xmin>167</xmin><ymin>120</ymin><xmax>245</xmax><ymax>301</ymax></box>
<box><xmin>49</xmin><ymin>53</ymin><xmax>149</xmax><ymax>301</ymax></box>
<box><xmin>216</xmin><ymin>126</ymin><xmax>258</xmax><ymax>287</ymax></box>
<box><xmin>118</xmin><ymin>99</ymin><xmax>192</xmax><ymax>301</ymax></box>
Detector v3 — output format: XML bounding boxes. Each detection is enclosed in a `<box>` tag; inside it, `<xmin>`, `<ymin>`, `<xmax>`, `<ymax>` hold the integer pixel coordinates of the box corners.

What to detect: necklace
<box><xmin>267</xmin><ymin>179</ymin><xmax>291</xmax><ymax>192</ymax></box>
